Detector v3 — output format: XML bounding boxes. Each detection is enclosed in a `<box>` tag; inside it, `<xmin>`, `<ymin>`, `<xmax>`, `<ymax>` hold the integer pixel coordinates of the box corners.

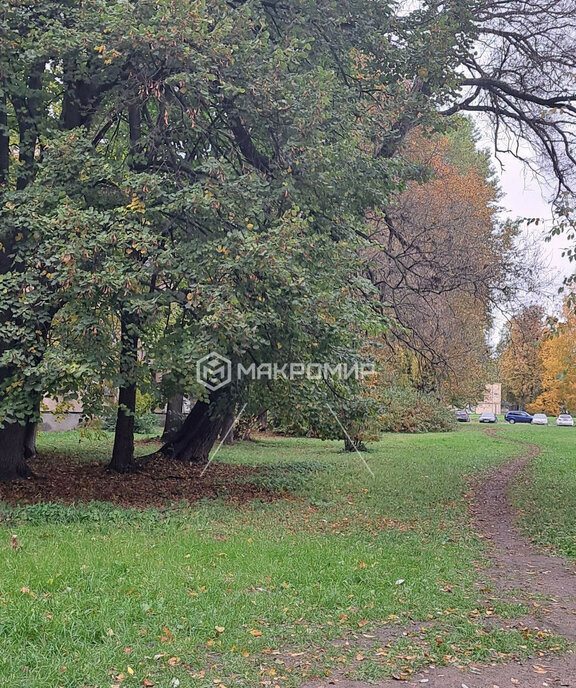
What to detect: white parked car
<box><xmin>531</xmin><ymin>413</ymin><xmax>549</xmax><ymax>425</ymax></box>
<box><xmin>556</xmin><ymin>414</ymin><xmax>575</xmax><ymax>427</ymax></box>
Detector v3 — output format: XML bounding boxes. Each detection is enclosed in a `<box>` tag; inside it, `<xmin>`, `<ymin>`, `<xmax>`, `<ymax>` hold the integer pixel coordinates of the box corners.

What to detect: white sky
<box><xmin>481</xmin><ymin>151</ymin><xmax>574</xmax><ymax>346</ymax></box>
<box><xmin>494</xmin><ymin>153</ymin><xmax>573</xmax><ymax>312</ymax></box>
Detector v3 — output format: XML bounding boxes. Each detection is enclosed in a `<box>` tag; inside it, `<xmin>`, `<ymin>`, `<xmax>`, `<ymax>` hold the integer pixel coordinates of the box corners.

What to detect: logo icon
<box><xmin>196</xmin><ymin>352</ymin><xmax>232</xmax><ymax>391</ymax></box>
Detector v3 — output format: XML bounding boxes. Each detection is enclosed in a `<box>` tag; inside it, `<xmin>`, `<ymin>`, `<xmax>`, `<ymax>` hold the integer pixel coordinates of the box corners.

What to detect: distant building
<box><xmin>41</xmin><ymin>397</ymin><xmax>84</xmax><ymax>431</ymax></box>
<box><xmin>476</xmin><ymin>383</ymin><xmax>502</xmax><ymax>415</ymax></box>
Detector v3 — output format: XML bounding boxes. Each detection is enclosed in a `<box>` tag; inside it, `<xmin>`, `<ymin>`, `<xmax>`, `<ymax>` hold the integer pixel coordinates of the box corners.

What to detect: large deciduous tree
<box><xmin>0</xmin><ymin>0</ymin><xmax>122</xmax><ymax>478</ymax></box>
<box><xmin>2</xmin><ymin>0</ymin><xmax>576</xmax><ymax>478</ymax></box>
<box><xmin>499</xmin><ymin>305</ymin><xmax>545</xmax><ymax>410</ymax></box>
<box><xmin>366</xmin><ymin>121</ymin><xmax>518</xmax><ymax>405</ymax></box>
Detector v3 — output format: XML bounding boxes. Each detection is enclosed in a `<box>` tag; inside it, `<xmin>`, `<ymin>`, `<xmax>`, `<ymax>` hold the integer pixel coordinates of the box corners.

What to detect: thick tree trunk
<box><xmin>0</xmin><ymin>424</ymin><xmax>32</xmax><ymax>481</ymax></box>
<box><xmin>161</xmin><ymin>394</ymin><xmax>184</xmax><ymax>442</ymax></box>
<box><xmin>60</xmin><ymin>62</ymin><xmax>95</xmax><ymax>130</ymax></box>
<box><xmin>24</xmin><ymin>420</ymin><xmax>38</xmax><ymax>459</ymax></box>
<box><xmin>109</xmin><ymin>383</ymin><xmax>137</xmax><ymax>472</ymax></box>
<box><xmin>161</xmin><ymin>392</ymin><xmax>231</xmax><ymax>463</ymax></box>
<box><xmin>109</xmin><ymin>312</ymin><xmax>139</xmax><ymax>473</ymax></box>
<box><xmin>0</xmin><ymin>346</ymin><xmax>33</xmax><ymax>479</ymax></box>
<box><xmin>23</xmin><ymin>395</ymin><xmax>41</xmax><ymax>460</ymax></box>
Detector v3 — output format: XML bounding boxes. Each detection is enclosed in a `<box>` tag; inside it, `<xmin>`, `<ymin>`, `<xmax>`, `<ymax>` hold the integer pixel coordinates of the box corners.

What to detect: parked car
<box><xmin>504</xmin><ymin>410</ymin><xmax>533</xmax><ymax>424</ymax></box>
<box><xmin>531</xmin><ymin>413</ymin><xmax>548</xmax><ymax>425</ymax></box>
<box><xmin>479</xmin><ymin>412</ymin><xmax>497</xmax><ymax>423</ymax></box>
<box><xmin>556</xmin><ymin>413</ymin><xmax>575</xmax><ymax>427</ymax></box>
<box><xmin>455</xmin><ymin>409</ymin><xmax>470</xmax><ymax>422</ymax></box>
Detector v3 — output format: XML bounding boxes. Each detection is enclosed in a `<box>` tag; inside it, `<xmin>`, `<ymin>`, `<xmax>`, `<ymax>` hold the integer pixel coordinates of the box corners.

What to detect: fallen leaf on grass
<box><xmin>161</xmin><ymin>626</ymin><xmax>174</xmax><ymax>643</ymax></box>
<box><xmin>249</xmin><ymin>629</ymin><xmax>262</xmax><ymax>636</ymax></box>
<box><xmin>0</xmin><ymin>456</ymin><xmax>282</xmax><ymax>508</ymax></box>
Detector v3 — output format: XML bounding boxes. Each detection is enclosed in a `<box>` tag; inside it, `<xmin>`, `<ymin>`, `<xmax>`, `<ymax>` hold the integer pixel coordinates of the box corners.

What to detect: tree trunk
<box><xmin>109</xmin><ymin>383</ymin><xmax>137</xmax><ymax>472</ymax></box>
<box><xmin>109</xmin><ymin>312</ymin><xmax>139</xmax><ymax>473</ymax></box>
<box><xmin>257</xmin><ymin>410</ymin><xmax>268</xmax><ymax>432</ymax></box>
<box><xmin>161</xmin><ymin>394</ymin><xmax>184</xmax><ymax>441</ymax></box>
<box><xmin>344</xmin><ymin>437</ymin><xmax>367</xmax><ymax>453</ymax></box>
<box><xmin>0</xmin><ymin>332</ymin><xmax>34</xmax><ymax>479</ymax></box>
<box><xmin>0</xmin><ymin>424</ymin><xmax>32</xmax><ymax>481</ymax></box>
<box><xmin>22</xmin><ymin>394</ymin><xmax>41</xmax><ymax>460</ymax></box>
<box><xmin>13</xmin><ymin>60</ymin><xmax>45</xmax><ymax>191</ymax></box>
<box><xmin>109</xmin><ymin>99</ymin><xmax>144</xmax><ymax>473</ymax></box>
<box><xmin>60</xmin><ymin>60</ymin><xmax>96</xmax><ymax>130</ymax></box>
<box><xmin>161</xmin><ymin>392</ymin><xmax>231</xmax><ymax>463</ymax></box>
<box><xmin>220</xmin><ymin>410</ymin><xmax>236</xmax><ymax>445</ymax></box>
<box><xmin>24</xmin><ymin>420</ymin><xmax>38</xmax><ymax>459</ymax></box>
<box><xmin>0</xmin><ymin>77</ymin><xmax>9</xmax><ymax>186</ymax></box>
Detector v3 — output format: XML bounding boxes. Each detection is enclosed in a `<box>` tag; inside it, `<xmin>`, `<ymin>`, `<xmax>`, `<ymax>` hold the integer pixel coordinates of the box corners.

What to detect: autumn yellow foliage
<box><xmin>529</xmin><ymin>306</ymin><xmax>576</xmax><ymax>415</ymax></box>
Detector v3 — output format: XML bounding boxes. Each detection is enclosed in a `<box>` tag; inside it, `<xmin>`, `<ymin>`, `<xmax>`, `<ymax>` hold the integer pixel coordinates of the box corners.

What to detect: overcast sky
<box><xmin>495</xmin><ymin>153</ymin><xmax>572</xmax><ymax>312</ymax></box>
<box><xmin>477</xmin><ymin>150</ymin><xmax>574</xmax><ymax>348</ymax></box>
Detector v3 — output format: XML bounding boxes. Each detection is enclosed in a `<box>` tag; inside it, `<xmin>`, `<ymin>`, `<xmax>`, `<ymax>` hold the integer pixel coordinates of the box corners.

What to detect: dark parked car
<box><xmin>504</xmin><ymin>410</ymin><xmax>533</xmax><ymax>424</ymax></box>
<box><xmin>455</xmin><ymin>410</ymin><xmax>470</xmax><ymax>422</ymax></box>
<box><xmin>479</xmin><ymin>412</ymin><xmax>497</xmax><ymax>423</ymax></box>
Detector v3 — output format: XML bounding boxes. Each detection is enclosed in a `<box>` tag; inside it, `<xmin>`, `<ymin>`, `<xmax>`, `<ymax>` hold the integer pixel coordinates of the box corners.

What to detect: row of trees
<box><xmin>499</xmin><ymin>299</ymin><xmax>576</xmax><ymax>415</ymax></box>
<box><xmin>372</xmin><ymin>120</ymin><xmax>523</xmax><ymax>407</ymax></box>
<box><xmin>2</xmin><ymin>0</ymin><xmax>576</xmax><ymax>480</ymax></box>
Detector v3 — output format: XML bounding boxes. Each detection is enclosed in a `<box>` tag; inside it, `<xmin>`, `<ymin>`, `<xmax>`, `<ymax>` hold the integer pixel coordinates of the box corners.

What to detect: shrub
<box><xmin>380</xmin><ymin>387</ymin><xmax>456</xmax><ymax>433</ymax></box>
<box><xmin>271</xmin><ymin>395</ymin><xmax>383</xmax><ymax>448</ymax></box>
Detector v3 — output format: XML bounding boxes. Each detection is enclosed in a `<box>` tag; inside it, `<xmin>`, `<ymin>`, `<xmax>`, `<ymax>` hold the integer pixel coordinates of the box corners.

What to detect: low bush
<box><xmin>380</xmin><ymin>387</ymin><xmax>456</xmax><ymax>433</ymax></box>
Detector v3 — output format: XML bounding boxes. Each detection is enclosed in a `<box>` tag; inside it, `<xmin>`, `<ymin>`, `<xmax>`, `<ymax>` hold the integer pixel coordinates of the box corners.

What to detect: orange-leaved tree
<box><xmin>529</xmin><ymin>302</ymin><xmax>576</xmax><ymax>415</ymax></box>
<box><xmin>367</xmin><ymin>119</ymin><xmax>517</xmax><ymax>406</ymax></box>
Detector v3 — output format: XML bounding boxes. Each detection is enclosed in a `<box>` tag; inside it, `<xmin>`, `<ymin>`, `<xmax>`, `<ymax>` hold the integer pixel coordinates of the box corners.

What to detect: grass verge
<box><xmin>0</xmin><ymin>428</ymin><xmax>566</xmax><ymax>687</ymax></box>
<box><xmin>507</xmin><ymin>423</ymin><xmax>576</xmax><ymax>560</ymax></box>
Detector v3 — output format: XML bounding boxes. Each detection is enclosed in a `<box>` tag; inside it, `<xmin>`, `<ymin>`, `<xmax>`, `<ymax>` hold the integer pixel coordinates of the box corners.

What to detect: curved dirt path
<box><xmin>305</xmin><ymin>435</ymin><xmax>576</xmax><ymax>688</ymax></box>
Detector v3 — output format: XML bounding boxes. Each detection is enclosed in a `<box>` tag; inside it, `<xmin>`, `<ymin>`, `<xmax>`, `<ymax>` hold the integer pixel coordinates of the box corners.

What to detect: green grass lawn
<box><xmin>506</xmin><ymin>423</ymin><xmax>576</xmax><ymax>560</ymax></box>
<box><xmin>0</xmin><ymin>427</ymin><xmax>568</xmax><ymax>687</ymax></box>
